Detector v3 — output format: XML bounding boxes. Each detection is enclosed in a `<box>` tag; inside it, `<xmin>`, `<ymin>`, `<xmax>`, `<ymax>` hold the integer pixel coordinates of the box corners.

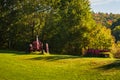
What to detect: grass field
<box><xmin>0</xmin><ymin>50</ymin><xmax>120</xmax><ymax>80</ymax></box>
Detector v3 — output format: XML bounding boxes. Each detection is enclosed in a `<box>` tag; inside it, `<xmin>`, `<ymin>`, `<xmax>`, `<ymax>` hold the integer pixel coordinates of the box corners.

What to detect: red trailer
<box><xmin>85</xmin><ymin>49</ymin><xmax>110</xmax><ymax>57</ymax></box>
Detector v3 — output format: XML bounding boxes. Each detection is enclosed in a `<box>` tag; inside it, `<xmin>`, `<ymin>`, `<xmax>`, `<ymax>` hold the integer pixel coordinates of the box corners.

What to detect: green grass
<box><xmin>0</xmin><ymin>50</ymin><xmax>120</xmax><ymax>80</ymax></box>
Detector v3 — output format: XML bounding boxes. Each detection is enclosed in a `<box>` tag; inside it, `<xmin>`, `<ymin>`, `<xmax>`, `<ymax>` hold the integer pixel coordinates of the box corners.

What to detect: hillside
<box><xmin>92</xmin><ymin>12</ymin><xmax>120</xmax><ymax>28</ymax></box>
<box><xmin>0</xmin><ymin>51</ymin><xmax>120</xmax><ymax>80</ymax></box>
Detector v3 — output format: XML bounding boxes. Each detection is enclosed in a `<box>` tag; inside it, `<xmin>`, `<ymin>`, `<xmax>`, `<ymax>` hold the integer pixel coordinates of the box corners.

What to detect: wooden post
<box><xmin>46</xmin><ymin>43</ymin><xmax>49</xmax><ymax>53</ymax></box>
<box><xmin>41</xmin><ymin>43</ymin><xmax>44</xmax><ymax>54</ymax></box>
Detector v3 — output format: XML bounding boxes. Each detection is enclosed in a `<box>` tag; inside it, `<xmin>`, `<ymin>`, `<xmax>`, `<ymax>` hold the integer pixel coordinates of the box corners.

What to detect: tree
<box><xmin>88</xmin><ymin>24</ymin><xmax>114</xmax><ymax>50</ymax></box>
<box><xmin>112</xmin><ymin>26</ymin><xmax>120</xmax><ymax>42</ymax></box>
<box><xmin>0</xmin><ymin>0</ymin><xmax>50</xmax><ymax>50</ymax></box>
<box><xmin>44</xmin><ymin>0</ymin><xmax>95</xmax><ymax>54</ymax></box>
<box><xmin>111</xmin><ymin>18</ymin><xmax>120</xmax><ymax>29</ymax></box>
<box><xmin>0</xmin><ymin>0</ymin><xmax>115</xmax><ymax>55</ymax></box>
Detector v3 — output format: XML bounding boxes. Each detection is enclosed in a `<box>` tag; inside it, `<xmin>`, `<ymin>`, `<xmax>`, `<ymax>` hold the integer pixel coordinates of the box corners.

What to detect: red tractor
<box><xmin>29</xmin><ymin>35</ymin><xmax>49</xmax><ymax>53</ymax></box>
<box><xmin>29</xmin><ymin>36</ymin><xmax>43</xmax><ymax>52</ymax></box>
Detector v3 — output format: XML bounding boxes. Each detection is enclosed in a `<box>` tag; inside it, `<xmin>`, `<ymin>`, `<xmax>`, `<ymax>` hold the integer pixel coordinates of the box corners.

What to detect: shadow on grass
<box><xmin>0</xmin><ymin>50</ymin><xmax>26</xmax><ymax>55</ymax></box>
<box><xmin>98</xmin><ymin>60</ymin><xmax>120</xmax><ymax>70</ymax></box>
<box><xmin>27</xmin><ymin>55</ymin><xmax>80</xmax><ymax>61</ymax></box>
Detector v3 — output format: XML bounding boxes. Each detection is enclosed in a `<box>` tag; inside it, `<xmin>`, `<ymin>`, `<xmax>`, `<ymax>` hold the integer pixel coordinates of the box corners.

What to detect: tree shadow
<box><xmin>0</xmin><ymin>50</ymin><xmax>26</xmax><ymax>55</ymax></box>
<box><xmin>98</xmin><ymin>60</ymin><xmax>120</xmax><ymax>70</ymax></box>
<box><xmin>27</xmin><ymin>55</ymin><xmax>80</xmax><ymax>61</ymax></box>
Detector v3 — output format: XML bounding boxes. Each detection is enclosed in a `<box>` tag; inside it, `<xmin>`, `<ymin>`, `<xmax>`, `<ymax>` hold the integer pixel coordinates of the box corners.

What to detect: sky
<box><xmin>90</xmin><ymin>0</ymin><xmax>120</xmax><ymax>14</ymax></box>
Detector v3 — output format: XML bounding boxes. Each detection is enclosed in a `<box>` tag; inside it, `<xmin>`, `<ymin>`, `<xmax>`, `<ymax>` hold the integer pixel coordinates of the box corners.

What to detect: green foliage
<box><xmin>92</xmin><ymin>13</ymin><xmax>120</xmax><ymax>58</ymax></box>
<box><xmin>112</xmin><ymin>42</ymin><xmax>120</xmax><ymax>58</ymax></box>
<box><xmin>0</xmin><ymin>0</ymin><xmax>116</xmax><ymax>56</ymax></box>
<box><xmin>44</xmin><ymin>0</ymin><xmax>94</xmax><ymax>54</ymax></box>
<box><xmin>114</xmin><ymin>50</ymin><xmax>120</xmax><ymax>58</ymax></box>
<box><xmin>0</xmin><ymin>0</ymin><xmax>49</xmax><ymax>50</ymax></box>
<box><xmin>92</xmin><ymin>13</ymin><xmax>120</xmax><ymax>45</ymax></box>
<box><xmin>111</xmin><ymin>18</ymin><xmax>120</xmax><ymax>29</ymax></box>
<box><xmin>88</xmin><ymin>24</ymin><xmax>114</xmax><ymax>50</ymax></box>
<box><xmin>112</xmin><ymin>26</ymin><xmax>120</xmax><ymax>42</ymax></box>
<box><xmin>92</xmin><ymin>12</ymin><xmax>120</xmax><ymax>28</ymax></box>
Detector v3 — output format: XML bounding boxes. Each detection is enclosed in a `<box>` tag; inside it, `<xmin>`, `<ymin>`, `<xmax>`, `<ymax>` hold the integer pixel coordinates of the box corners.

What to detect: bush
<box><xmin>114</xmin><ymin>49</ymin><xmax>120</xmax><ymax>58</ymax></box>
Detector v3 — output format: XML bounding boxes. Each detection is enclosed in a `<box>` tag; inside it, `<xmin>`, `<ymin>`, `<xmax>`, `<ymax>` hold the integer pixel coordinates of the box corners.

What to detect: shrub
<box><xmin>114</xmin><ymin>49</ymin><xmax>120</xmax><ymax>58</ymax></box>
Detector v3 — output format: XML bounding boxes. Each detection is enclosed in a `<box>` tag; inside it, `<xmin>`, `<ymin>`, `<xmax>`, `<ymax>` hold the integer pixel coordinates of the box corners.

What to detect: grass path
<box><xmin>0</xmin><ymin>51</ymin><xmax>120</xmax><ymax>80</ymax></box>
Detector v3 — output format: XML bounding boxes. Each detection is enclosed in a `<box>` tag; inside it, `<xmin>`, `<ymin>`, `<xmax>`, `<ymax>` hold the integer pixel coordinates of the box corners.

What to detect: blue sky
<box><xmin>90</xmin><ymin>0</ymin><xmax>120</xmax><ymax>14</ymax></box>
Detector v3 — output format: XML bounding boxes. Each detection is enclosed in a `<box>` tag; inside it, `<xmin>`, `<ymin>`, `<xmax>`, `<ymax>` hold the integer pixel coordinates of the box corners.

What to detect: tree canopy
<box><xmin>0</xmin><ymin>0</ymin><xmax>115</xmax><ymax>55</ymax></box>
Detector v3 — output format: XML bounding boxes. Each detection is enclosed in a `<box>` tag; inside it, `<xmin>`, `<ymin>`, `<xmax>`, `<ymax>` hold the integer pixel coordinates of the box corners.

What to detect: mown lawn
<box><xmin>0</xmin><ymin>50</ymin><xmax>120</xmax><ymax>80</ymax></box>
